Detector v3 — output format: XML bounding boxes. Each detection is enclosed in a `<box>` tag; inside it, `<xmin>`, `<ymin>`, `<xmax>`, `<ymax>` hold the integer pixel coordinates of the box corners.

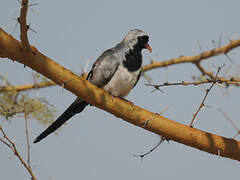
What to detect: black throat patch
<box><xmin>123</xmin><ymin>48</ymin><xmax>142</xmax><ymax>72</ymax></box>
<box><xmin>123</xmin><ymin>35</ymin><xmax>149</xmax><ymax>72</ymax></box>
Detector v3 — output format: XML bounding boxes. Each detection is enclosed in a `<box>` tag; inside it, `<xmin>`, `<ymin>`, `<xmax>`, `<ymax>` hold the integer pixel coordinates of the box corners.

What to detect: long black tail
<box><xmin>34</xmin><ymin>98</ymin><xmax>88</xmax><ymax>143</ymax></box>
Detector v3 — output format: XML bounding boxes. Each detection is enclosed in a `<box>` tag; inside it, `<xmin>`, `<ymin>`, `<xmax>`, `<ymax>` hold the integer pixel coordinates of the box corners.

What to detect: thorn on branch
<box><xmin>145</xmin><ymin>84</ymin><xmax>164</xmax><ymax>93</ymax></box>
<box><xmin>8</xmin><ymin>16</ymin><xmax>20</xmax><ymax>35</ymax></box>
<box><xmin>133</xmin><ymin>136</ymin><xmax>166</xmax><ymax>160</ymax></box>
<box><xmin>218</xmin><ymin>35</ymin><xmax>222</xmax><ymax>47</ymax></box>
<box><xmin>218</xmin><ymin>149</ymin><xmax>221</xmax><ymax>158</ymax></box>
<box><xmin>211</xmin><ymin>40</ymin><xmax>217</xmax><ymax>48</ymax></box>
<box><xmin>26</xmin><ymin>24</ymin><xmax>37</xmax><ymax>34</ymax></box>
<box><xmin>142</xmin><ymin>119</ymin><xmax>150</xmax><ymax>128</ymax></box>
<box><xmin>61</xmin><ymin>79</ymin><xmax>74</xmax><ymax>94</ymax></box>
<box><xmin>159</xmin><ymin>104</ymin><xmax>173</xmax><ymax>115</ymax></box>
<box><xmin>61</xmin><ymin>79</ymin><xmax>73</xmax><ymax>88</ymax></box>
<box><xmin>197</xmin><ymin>40</ymin><xmax>203</xmax><ymax>53</ymax></box>
<box><xmin>224</xmin><ymin>54</ymin><xmax>233</xmax><ymax>63</ymax></box>
<box><xmin>21</xmin><ymin>2</ymin><xmax>28</xmax><ymax>7</ymax></box>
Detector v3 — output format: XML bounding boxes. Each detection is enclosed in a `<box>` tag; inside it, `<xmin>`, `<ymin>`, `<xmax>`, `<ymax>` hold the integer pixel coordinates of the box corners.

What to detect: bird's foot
<box><xmin>119</xmin><ymin>97</ymin><xmax>134</xmax><ymax>105</ymax></box>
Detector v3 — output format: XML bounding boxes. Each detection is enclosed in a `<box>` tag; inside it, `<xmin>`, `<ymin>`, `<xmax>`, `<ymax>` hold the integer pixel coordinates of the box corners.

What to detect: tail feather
<box><xmin>34</xmin><ymin>99</ymin><xmax>88</xmax><ymax>143</ymax></box>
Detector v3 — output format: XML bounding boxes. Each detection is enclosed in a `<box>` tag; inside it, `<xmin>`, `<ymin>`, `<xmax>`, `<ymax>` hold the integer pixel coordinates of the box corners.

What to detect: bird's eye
<box><xmin>138</xmin><ymin>35</ymin><xmax>149</xmax><ymax>44</ymax></box>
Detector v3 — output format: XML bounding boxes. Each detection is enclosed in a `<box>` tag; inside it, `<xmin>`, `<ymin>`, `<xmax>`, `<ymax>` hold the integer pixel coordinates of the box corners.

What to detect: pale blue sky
<box><xmin>1</xmin><ymin>0</ymin><xmax>240</xmax><ymax>179</ymax></box>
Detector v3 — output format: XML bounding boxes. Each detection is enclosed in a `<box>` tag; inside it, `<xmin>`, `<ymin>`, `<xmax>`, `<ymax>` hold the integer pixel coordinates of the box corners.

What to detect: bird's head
<box><xmin>123</xmin><ymin>29</ymin><xmax>152</xmax><ymax>53</ymax></box>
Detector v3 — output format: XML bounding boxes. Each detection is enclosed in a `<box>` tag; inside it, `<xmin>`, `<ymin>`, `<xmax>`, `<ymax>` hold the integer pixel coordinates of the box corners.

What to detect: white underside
<box><xmin>103</xmin><ymin>66</ymin><xmax>140</xmax><ymax>98</ymax></box>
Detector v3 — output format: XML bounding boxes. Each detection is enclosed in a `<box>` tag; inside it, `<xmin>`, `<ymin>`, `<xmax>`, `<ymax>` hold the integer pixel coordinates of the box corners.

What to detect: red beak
<box><xmin>145</xmin><ymin>44</ymin><xmax>152</xmax><ymax>52</ymax></box>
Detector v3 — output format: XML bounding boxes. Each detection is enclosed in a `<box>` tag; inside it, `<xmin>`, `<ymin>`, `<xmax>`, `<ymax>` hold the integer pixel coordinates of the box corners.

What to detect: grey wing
<box><xmin>87</xmin><ymin>48</ymin><xmax>120</xmax><ymax>88</ymax></box>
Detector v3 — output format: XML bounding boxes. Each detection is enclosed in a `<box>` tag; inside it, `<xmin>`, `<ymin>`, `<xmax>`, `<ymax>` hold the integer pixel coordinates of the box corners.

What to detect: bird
<box><xmin>33</xmin><ymin>29</ymin><xmax>152</xmax><ymax>143</ymax></box>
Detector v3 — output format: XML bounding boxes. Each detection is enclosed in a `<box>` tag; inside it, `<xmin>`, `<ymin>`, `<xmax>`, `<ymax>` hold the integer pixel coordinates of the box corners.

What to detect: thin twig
<box><xmin>218</xmin><ymin>108</ymin><xmax>240</xmax><ymax>139</ymax></box>
<box><xmin>142</xmin><ymin>38</ymin><xmax>240</xmax><ymax>88</ymax></box>
<box><xmin>24</xmin><ymin>104</ymin><xmax>31</xmax><ymax>167</ymax></box>
<box><xmin>0</xmin><ymin>81</ymin><xmax>56</xmax><ymax>92</ymax></box>
<box><xmin>195</xmin><ymin>62</ymin><xmax>215</xmax><ymax>79</ymax></box>
<box><xmin>142</xmin><ymin>39</ymin><xmax>240</xmax><ymax>73</ymax></box>
<box><xmin>145</xmin><ymin>78</ymin><xmax>240</xmax><ymax>89</ymax></box>
<box><xmin>189</xmin><ymin>66</ymin><xmax>222</xmax><ymax>127</ymax></box>
<box><xmin>133</xmin><ymin>136</ymin><xmax>166</xmax><ymax>160</ymax></box>
<box><xmin>0</xmin><ymin>125</ymin><xmax>37</xmax><ymax>180</ymax></box>
<box><xmin>0</xmin><ymin>137</ymin><xmax>11</xmax><ymax>148</ymax></box>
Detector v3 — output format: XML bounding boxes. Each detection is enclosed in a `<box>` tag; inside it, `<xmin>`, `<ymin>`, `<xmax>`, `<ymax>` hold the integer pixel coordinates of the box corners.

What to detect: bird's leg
<box><xmin>109</xmin><ymin>93</ymin><xmax>134</xmax><ymax>105</ymax></box>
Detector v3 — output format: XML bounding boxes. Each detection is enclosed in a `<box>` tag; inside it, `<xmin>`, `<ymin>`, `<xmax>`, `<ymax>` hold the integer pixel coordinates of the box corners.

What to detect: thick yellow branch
<box><xmin>2</xmin><ymin>38</ymin><xmax>240</xmax><ymax>92</ymax></box>
<box><xmin>1</xmin><ymin>27</ymin><xmax>240</xmax><ymax>161</ymax></box>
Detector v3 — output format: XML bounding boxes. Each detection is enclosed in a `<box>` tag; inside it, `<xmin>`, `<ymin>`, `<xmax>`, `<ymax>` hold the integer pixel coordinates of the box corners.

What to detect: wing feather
<box><xmin>87</xmin><ymin>48</ymin><xmax>120</xmax><ymax>88</ymax></box>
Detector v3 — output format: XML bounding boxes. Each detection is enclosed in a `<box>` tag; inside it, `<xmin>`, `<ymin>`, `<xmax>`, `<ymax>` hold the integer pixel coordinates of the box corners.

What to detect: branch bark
<box><xmin>2</xmin><ymin>37</ymin><xmax>240</xmax><ymax>92</ymax></box>
<box><xmin>142</xmin><ymin>39</ymin><xmax>240</xmax><ymax>72</ymax></box>
<box><xmin>1</xmin><ymin>27</ymin><xmax>240</xmax><ymax>161</ymax></box>
<box><xmin>0</xmin><ymin>81</ymin><xmax>56</xmax><ymax>92</ymax></box>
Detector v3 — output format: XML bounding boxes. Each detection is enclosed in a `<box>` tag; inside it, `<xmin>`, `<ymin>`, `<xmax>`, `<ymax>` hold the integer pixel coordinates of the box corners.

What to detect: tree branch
<box><xmin>0</xmin><ymin>125</ymin><xmax>37</xmax><ymax>180</ymax></box>
<box><xmin>1</xmin><ymin>37</ymin><xmax>240</xmax><ymax>92</ymax></box>
<box><xmin>146</xmin><ymin>78</ymin><xmax>240</xmax><ymax>88</ymax></box>
<box><xmin>142</xmin><ymin>39</ymin><xmax>240</xmax><ymax>72</ymax></box>
<box><xmin>19</xmin><ymin>0</ymin><xmax>30</xmax><ymax>52</ymax></box>
<box><xmin>190</xmin><ymin>67</ymin><xmax>222</xmax><ymax>127</ymax></box>
<box><xmin>24</xmin><ymin>104</ymin><xmax>31</xmax><ymax>167</ymax></box>
<box><xmin>0</xmin><ymin>81</ymin><xmax>56</xmax><ymax>92</ymax></box>
<box><xmin>1</xmin><ymin>27</ymin><xmax>240</xmax><ymax>161</ymax></box>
